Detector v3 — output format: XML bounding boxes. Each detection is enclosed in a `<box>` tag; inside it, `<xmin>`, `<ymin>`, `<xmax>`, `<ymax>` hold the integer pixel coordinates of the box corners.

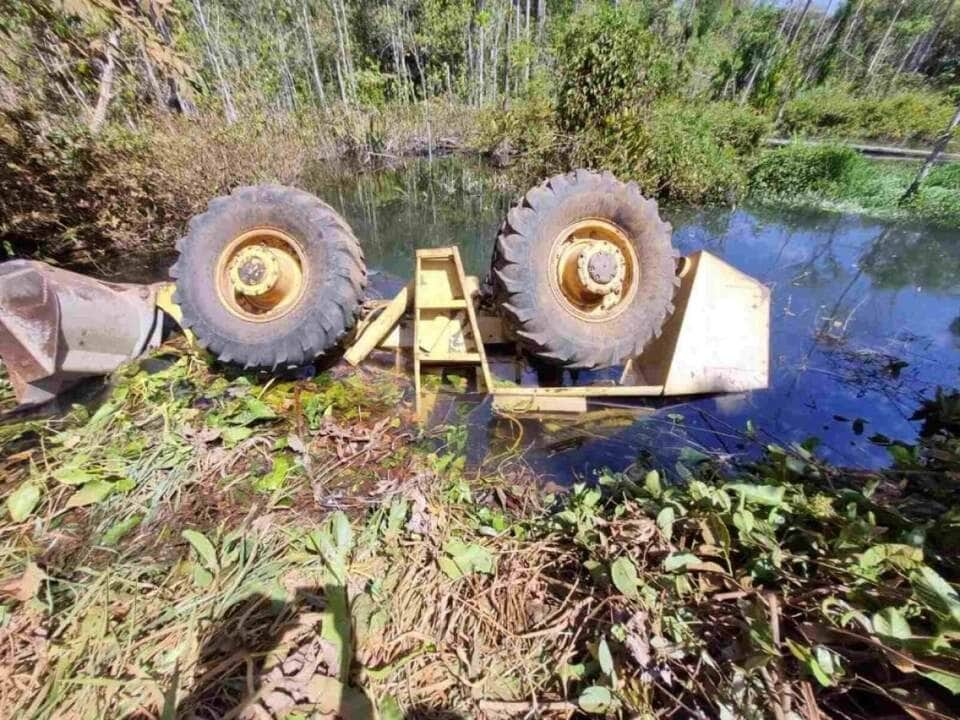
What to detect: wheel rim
<box><xmin>214</xmin><ymin>227</ymin><xmax>307</xmax><ymax>323</ymax></box>
<box><xmin>548</xmin><ymin>219</ymin><xmax>640</xmax><ymax>322</ymax></box>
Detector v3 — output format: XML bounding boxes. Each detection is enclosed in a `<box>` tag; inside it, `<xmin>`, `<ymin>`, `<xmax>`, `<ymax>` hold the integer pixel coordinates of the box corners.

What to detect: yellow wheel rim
<box><xmin>214</xmin><ymin>227</ymin><xmax>307</xmax><ymax>322</ymax></box>
<box><xmin>548</xmin><ymin>219</ymin><xmax>639</xmax><ymax>322</ymax></box>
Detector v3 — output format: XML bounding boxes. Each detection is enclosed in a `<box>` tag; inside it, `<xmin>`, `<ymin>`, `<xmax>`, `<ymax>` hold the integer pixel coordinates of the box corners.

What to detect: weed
<box><xmin>781</xmin><ymin>85</ymin><xmax>957</xmax><ymax>145</ymax></box>
<box><xmin>2</xmin><ymin>346</ymin><xmax>960</xmax><ymax>717</ymax></box>
<box><xmin>749</xmin><ymin>143</ymin><xmax>960</xmax><ymax>225</ymax></box>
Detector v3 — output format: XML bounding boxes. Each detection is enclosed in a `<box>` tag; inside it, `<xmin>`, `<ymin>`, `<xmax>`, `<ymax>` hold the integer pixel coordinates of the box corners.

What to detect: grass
<box><xmin>0</xmin><ymin>100</ymin><xmax>484</xmax><ymax>269</ymax></box>
<box><xmin>749</xmin><ymin>143</ymin><xmax>960</xmax><ymax>225</ymax></box>
<box><xmin>2</xmin><ymin>340</ymin><xmax>960</xmax><ymax>718</ymax></box>
<box><xmin>779</xmin><ymin>85</ymin><xmax>957</xmax><ymax>147</ymax></box>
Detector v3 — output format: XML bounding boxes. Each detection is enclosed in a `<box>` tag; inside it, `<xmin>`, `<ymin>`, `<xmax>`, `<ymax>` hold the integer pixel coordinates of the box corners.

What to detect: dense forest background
<box><xmin>1</xmin><ymin>0</ymin><xmax>959</xmax><ymax>264</ymax></box>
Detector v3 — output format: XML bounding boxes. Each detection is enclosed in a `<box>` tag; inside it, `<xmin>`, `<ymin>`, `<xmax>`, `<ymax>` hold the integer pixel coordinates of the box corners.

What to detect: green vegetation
<box><xmin>3</xmin><ymin>0</ymin><xmax>960</xmax><ymax>268</ymax></box>
<box><xmin>780</xmin><ymin>85</ymin><xmax>959</xmax><ymax>146</ymax></box>
<box><xmin>750</xmin><ymin>143</ymin><xmax>960</xmax><ymax>224</ymax></box>
<box><xmin>2</xmin><ymin>345</ymin><xmax>960</xmax><ymax>718</ymax></box>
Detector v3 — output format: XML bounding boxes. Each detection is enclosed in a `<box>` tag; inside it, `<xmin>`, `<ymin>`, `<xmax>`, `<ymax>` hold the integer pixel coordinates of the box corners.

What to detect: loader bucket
<box><xmin>623</xmin><ymin>250</ymin><xmax>770</xmax><ymax>394</ymax></box>
<box><xmin>0</xmin><ymin>260</ymin><xmax>164</xmax><ymax>406</ymax></box>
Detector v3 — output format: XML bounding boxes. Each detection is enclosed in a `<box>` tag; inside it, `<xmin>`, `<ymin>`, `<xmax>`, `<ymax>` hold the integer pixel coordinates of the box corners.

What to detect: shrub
<box><xmin>555</xmin><ymin>1</ymin><xmax>680</xmax><ymax>133</ymax></box>
<box><xmin>0</xmin><ymin>113</ymin><xmax>312</xmax><ymax>268</ymax></box>
<box><xmin>586</xmin><ymin>101</ymin><xmax>769</xmax><ymax>203</ymax></box>
<box><xmin>0</xmin><ymin>101</ymin><xmax>483</xmax><ymax>268</ymax></box>
<box><xmin>477</xmin><ymin>93</ymin><xmax>561</xmax><ymax>173</ymax></box>
<box><xmin>781</xmin><ymin>85</ymin><xmax>955</xmax><ymax>144</ymax></box>
<box><xmin>697</xmin><ymin>101</ymin><xmax>773</xmax><ymax>154</ymax></box>
<box><xmin>908</xmin><ymin>185</ymin><xmax>960</xmax><ymax>223</ymax></box>
<box><xmin>748</xmin><ymin>143</ymin><xmax>864</xmax><ymax>196</ymax></box>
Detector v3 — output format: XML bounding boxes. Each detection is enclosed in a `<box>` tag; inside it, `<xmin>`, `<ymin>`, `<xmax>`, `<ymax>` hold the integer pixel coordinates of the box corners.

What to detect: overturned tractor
<box><xmin>0</xmin><ymin>170</ymin><xmax>769</xmax><ymax>413</ymax></box>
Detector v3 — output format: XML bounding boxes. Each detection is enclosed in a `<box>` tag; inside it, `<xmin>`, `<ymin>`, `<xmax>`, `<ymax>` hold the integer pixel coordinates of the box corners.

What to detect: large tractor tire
<box><xmin>170</xmin><ymin>185</ymin><xmax>366</xmax><ymax>369</ymax></box>
<box><xmin>491</xmin><ymin>170</ymin><xmax>678</xmax><ymax>369</ymax></box>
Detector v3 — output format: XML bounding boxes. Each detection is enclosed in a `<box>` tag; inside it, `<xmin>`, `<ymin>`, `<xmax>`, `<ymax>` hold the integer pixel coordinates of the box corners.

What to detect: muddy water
<box><xmin>307</xmin><ymin>157</ymin><xmax>960</xmax><ymax>477</ymax></box>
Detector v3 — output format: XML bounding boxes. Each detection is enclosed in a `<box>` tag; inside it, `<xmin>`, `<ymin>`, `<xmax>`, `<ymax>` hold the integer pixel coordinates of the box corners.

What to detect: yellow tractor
<box><xmin>0</xmin><ymin>170</ymin><xmax>769</xmax><ymax>413</ymax></box>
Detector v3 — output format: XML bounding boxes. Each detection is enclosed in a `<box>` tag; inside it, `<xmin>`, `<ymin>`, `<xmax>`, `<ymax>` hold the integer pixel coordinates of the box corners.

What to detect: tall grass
<box><xmin>780</xmin><ymin>85</ymin><xmax>957</xmax><ymax>146</ymax></box>
<box><xmin>0</xmin><ymin>101</ymin><xmax>482</xmax><ymax>268</ymax></box>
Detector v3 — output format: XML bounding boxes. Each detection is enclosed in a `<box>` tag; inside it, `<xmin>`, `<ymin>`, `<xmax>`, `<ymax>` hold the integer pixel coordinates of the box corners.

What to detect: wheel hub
<box><xmin>576</xmin><ymin>241</ymin><xmax>626</xmax><ymax>300</ymax></box>
<box><xmin>587</xmin><ymin>251</ymin><xmax>618</xmax><ymax>284</ymax></box>
<box><xmin>228</xmin><ymin>246</ymin><xmax>280</xmax><ymax>297</ymax></box>
<box><xmin>550</xmin><ymin>220</ymin><xmax>638</xmax><ymax>321</ymax></box>
<box><xmin>214</xmin><ymin>228</ymin><xmax>307</xmax><ymax>323</ymax></box>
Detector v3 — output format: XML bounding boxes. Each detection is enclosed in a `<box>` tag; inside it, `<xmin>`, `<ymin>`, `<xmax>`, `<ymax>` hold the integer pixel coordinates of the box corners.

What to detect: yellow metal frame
<box><xmin>160</xmin><ymin>246</ymin><xmax>770</xmax><ymax>419</ymax></box>
<box><xmin>344</xmin><ymin>247</ymin><xmax>770</xmax><ymax>418</ymax></box>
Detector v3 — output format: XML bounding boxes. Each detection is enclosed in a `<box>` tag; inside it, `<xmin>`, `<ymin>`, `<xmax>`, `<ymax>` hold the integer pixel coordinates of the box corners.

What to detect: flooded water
<box><xmin>307</xmin><ymin>157</ymin><xmax>960</xmax><ymax>477</ymax></box>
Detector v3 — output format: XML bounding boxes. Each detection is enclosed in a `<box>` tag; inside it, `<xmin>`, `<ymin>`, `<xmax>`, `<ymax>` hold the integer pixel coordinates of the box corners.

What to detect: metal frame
<box><xmin>345</xmin><ymin>247</ymin><xmax>771</xmax><ymax>417</ymax></box>
<box><xmin>0</xmin><ymin>248</ymin><xmax>769</xmax><ymax>413</ymax></box>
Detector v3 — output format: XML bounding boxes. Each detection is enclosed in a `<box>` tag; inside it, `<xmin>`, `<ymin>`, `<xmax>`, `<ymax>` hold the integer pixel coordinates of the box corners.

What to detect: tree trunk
<box><xmin>866</xmin><ymin>0</ymin><xmax>906</xmax><ymax>79</ymax></box>
<box><xmin>537</xmin><ymin>0</ymin><xmax>545</xmax><ymax>42</ymax></box>
<box><xmin>739</xmin><ymin>60</ymin><xmax>762</xmax><ymax>106</ymax></box>
<box><xmin>900</xmin><ymin>102</ymin><xmax>960</xmax><ymax>203</ymax></box>
<box><xmin>90</xmin><ymin>31</ymin><xmax>119</xmax><ymax>133</ymax></box>
<box><xmin>910</xmin><ymin>0</ymin><xmax>957</xmax><ymax>72</ymax></box>
<box><xmin>524</xmin><ymin>0</ymin><xmax>531</xmax><ymax>86</ymax></box>
<box><xmin>139</xmin><ymin>37</ymin><xmax>166</xmax><ymax>112</ymax></box>
<box><xmin>330</xmin><ymin>0</ymin><xmax>354</xmax><ymax>102</ymax></box>
<box><xmin>786</xmin><ymin>0</ymin><xmax>813</xmax><ymax>46</ymax></box>
<box><xmin>840</xmin><ymin>0</ymin><xmax>865</xmax><ymax>53</ymax></box>
<box><xmin>478</xmin><ymin>20</ymin><xmax>485</xmax><ymax>105</ymax></box>
<box><xmin>892</xmin><ymin>33</ymin><xmax>922</xmax><ymax>84</ymax></box>
<box><xmin>302</xmin><ymin>0</ymin><xmax>326</xmax><ymax>105</ymax></box>
<box><xmin>193</xmin><ymin>0</ymin><xmax>238</xmax><ymax>123</ymax></box>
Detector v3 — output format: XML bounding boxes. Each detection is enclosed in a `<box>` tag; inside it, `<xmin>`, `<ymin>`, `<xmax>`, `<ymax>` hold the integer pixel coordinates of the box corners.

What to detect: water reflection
<box><xmin>305</xmin><ymin>157</ymin><xmax>512</xmax><ymax>279</ymax></box>
<box><xmin>310</xmin><ymin>158</ymin><xmax>960</xmax><ymax>472</ymax></box>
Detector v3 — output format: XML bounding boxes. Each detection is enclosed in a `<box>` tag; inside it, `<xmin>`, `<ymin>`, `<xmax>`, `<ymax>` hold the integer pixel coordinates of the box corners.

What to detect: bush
<box><xmin>748</xmin><ymin>143</ymin><xmax>864</xmax><ymax>196</ymax></box>
<box><xmin>781</xmin><ymin>85</ymin><xmax>955</xmax><ymax>144</ymax></box>
<box><xmin>908</xmin><ymin>184</ymin><xmax>960</xmax><ymax>223</ymax></box>
<box><xmin>0</xmin><ymin>112</ymin><xmax>312</xmax><ymax>268</ymax></box>
<box><xmin>0</xmin><ymin>101</ymin><xmax>483</xmax><ymax>268</ymax></box>
<box><xmin>555</xmin><ymin>1</ymin><xmax>680</xmax><ymax>133</ymax></box>
<box><xmin>924</xmin><ymin>162</ymin><xmax>960</xmax><ymax>190</ymax></box>
<box><xmin>585</xmin><ymin>101</ymin><xmax>769</xmax><ymax>203</ymax></box>
<box><xmin>477</xmin><ymin>93</ymin><xmax>561</xmax><ymax>173</ymax></box>
<box><xmin>697</xmin><ymin>101</ymin><xmax>773</xmax><ymax>154</ymax></box>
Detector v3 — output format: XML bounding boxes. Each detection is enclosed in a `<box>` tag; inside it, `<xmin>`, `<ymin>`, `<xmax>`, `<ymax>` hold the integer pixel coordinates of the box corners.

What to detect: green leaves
<box><xmin>52</xmin><ymin>463</ymin><xmax>97</xmax><ymax>486</ymax></box>
<box><xmin>663</xmin><ymin>553</ymin><xmax>699</xmax><ymax>573</ymax></box>
<box><xmin>597</xmin><ymin>637</ymin><xmax>617</xmax><ymax>684</ymax></box>
<box><xmin>100</xmin><ymin>514</ymin><xmax>142</xmax><ymax>546</ymax></box>
<box><xmin>725</xmin><ymin>483</ymin><xmax>785</xmax><ymax>508</ymax></box>
<box><xmin>438</xmin><ymin>539</ymin><xmax>495</xmax><ymax>580</ymax></box>
<box><xmin>7</xmin><ymin>482</ymin><xmax>40</xmax><ymax>522</ymax></box>
<box><xmin>872</xmin><ymin>607</ymin><xmax>911</xmax><ymax>640</ymax></box>
<box><xmin>858</xmin><ymin>544</ymin><xmax>924</xmax><ymax>576</ymax></box>
<box><xmin>253</xmin><ymin>454</ymin><xmax>294</xmax><ymax>492</ymax></box>
<box><xmin>377</xmin><ymin>695</ymin><xmax>404</xmax><ymax>720</ymax></box>
<box><xmin>65</xmin><ymin>480</ymin><xmax>114</xmax><ymax>509</ymax></box>
<box><xmin>911</xmin><ymin>567</ymin><xmax>960</xmax><ymax>628</ymax></box>
<box><xmin>610</xmin><ymin>556</ymin><xmax>640</xmax><ymax>598</ymax></box>
<box><xmin>182</xmin><ymin>529</ymin><xmax>219</xmax><ymax>573</ymax></box>
<box><xmin>578</xmin><ymin>685</ymin><xmax>614</xmax><ymax>714</ymax></box>
<box><xmin>786</xmin><ymin>640</ymin><xmax>844</xmax><ymax>687</ymax></box>
<box><xmin>307</xmin><ymin>511</ymin><xmax>354</xmax><ymax>584</ymax></box>
<box><xmin>656</xmin><ymin>506</ymin><xmax>675</xmax><ymax>540</ymax></box>
<box><xmin>644</xmin><ymin>469</ymin><xmax>662</xmax><ymax>498</ymax></box>
<box><xmin>231</xmin><ymin>395</ymin><xmax>277</xmax><ymax>425</ymax></box>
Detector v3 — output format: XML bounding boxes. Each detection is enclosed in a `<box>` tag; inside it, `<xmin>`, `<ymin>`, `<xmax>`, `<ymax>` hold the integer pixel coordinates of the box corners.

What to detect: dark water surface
<box><xmin>306</xmin><ymin>158</ymin><xmax>960</xmax><ymax>478</ymax></box>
